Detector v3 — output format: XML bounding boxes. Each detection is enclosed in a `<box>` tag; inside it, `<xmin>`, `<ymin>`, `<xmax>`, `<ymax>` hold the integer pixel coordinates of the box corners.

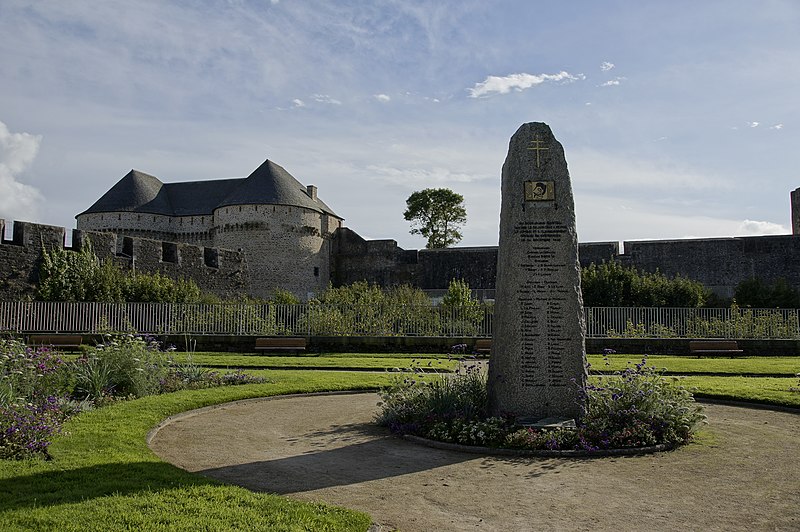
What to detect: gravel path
<box><xmin>149</xmin><ymin>392</ymin><xmax>800</xmax><ymax>531</ymax></box>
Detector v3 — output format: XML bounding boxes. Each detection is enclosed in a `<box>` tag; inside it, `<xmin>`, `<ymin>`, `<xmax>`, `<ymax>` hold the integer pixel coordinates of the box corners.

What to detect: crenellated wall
<box><xmin>0</xmin><ymin>219</ymin><xmax>248</xmax><ymax>301</ymax></box>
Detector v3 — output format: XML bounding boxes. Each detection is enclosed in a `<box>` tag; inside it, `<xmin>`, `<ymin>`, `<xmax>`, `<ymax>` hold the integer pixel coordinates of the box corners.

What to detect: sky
<box><xmin>1</xmin><ymin>1</ymin><xmax>799</xmax><ymax>250</ymax></box>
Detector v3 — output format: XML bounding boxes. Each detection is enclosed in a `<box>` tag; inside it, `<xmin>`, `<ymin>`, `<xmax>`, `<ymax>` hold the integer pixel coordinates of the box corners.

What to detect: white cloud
<box><xmin>292</xmin><ymin>99</ymin><xmax>306</xmax><ymax>108</ymax></box>
<box><xmin>748</xmin><ymin>121</ymin><xmax>759</xmax><ymax>128</ymax></box>
<box><xmin>313</xmin><ymin>94</ymin><xmax>342</xmax><ymax>105</ymax></box>
<box><xmin>0</xmin><ymin>120</ymin><xmax>44</xmax><ymax>222</ymax></box>
<box><xmin>374</xmin><ymin>94</ymin><xmax>391</xmax><ymax>102</ymax></box>
<box><xmin>600</xmin><ymin>61</ymin><xmax>615</xmax><ymax>71</ymax></box>
<box><xmin>600</xmin><ymin>77</ymin><xmax>624</xmax><ymax>87</ymax></box>
<box><xmin>735</xmin><ymin>219</ymin><xmax>788</xmax><ymax>236</ymax></box>
<box><xmin>467</xmin><ymin>71</ymin><xmax>582</xmax><ymax>98</ymax></box>
<box><xmin>771</xmin><ymin>124</ymin><xmax>784</xmax><ymax>130</ymax></box>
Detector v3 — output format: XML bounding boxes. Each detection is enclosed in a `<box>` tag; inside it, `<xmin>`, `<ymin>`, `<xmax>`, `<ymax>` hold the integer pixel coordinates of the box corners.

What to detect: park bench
<box><xmin>255</xmin><ymin>337</ymin><xmax>307</xmax><ymax>353</ymax></box>
<box><xmin>474</xmin><ymin>339</ymin><xmax>492</xmax><ymax>355</ymax></box>
<box><xmin>688</xmin><ymin>340</ymin><xmax>744</xmax><ymax>357</ymax></box>
<box><xmin>28</xmin><ymin>335</ymin><xmax>83</xmax><ymax>351</ymax></box>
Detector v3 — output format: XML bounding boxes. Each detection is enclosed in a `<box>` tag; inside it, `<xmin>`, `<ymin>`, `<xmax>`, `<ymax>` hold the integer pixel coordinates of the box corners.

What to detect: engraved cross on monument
<box><xmin>488</xmin><ymin>122</ymin><xmax>588</xmax><ymax>423</ymax></box>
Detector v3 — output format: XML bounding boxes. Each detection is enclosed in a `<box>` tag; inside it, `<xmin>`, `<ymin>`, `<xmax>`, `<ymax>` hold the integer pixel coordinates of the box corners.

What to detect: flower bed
<box><xmin>376</xmin><ymin>355</ymin><xmax>706</xmax><ymax>453</ymax></box>
<box><xmin>0</xmin><ymin>335</ymin><xmax>266</xmax><ymax>460</ymax></box>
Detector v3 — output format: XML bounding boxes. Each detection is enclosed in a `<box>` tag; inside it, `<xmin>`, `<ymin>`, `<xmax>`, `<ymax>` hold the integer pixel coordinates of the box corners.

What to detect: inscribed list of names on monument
<box><xmin>488</xmin><ymin>122</ymin><xmax>588</xmax><ymax>422</ymax></box>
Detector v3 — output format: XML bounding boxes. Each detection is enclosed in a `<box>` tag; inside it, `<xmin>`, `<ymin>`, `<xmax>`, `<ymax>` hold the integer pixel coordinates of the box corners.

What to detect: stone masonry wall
<box><xmin>0</xmin><ymin>219</ymin><xmax>247</xmax><ymax>301</ymax></box>
<box><xmin>213</xmin><ymin>204</ymin><xmax>341</xmax><ymax>299</ymax></box>
<box><xmin>331</xmin><ymin>227</ymin><xmax>800</xmax><ymax>299</ymax></box>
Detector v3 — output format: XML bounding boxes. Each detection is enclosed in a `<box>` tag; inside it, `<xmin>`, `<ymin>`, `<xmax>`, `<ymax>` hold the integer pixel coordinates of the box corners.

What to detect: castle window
<box><xmin>314</xmin><ymin>266</ymin><xmax>320</xmax><ymax>277</ymax></box>
<box><xmin>162</xmin><ymin>242</ymin><xmax>178</xmax><ymax>264</ymax></box>
<box><xmin>239</xmin><ymin>206</ymin><xmax>242</xmax><ymax>212</ymax></box>
<box><xmin>204</xmin><ymin>247</ymin><xmax>219</xmax><ymax>268</ymax></box>
<box><xmin>137</xmin><ymin>215</ymin><xmax>141</xmax><ymax>221</ymax></box>
<box><xmin>118</xmin><ymin>214</ymin><xmax>121</xmax><ymax>220</ymax></box>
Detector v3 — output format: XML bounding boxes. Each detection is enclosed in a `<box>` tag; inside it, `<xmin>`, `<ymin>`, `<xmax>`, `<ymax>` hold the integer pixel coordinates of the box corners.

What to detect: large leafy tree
<box><xmin>403</xmin><ymin>188</ymin><xmax>467</xmax><ymax>249</ymax></box>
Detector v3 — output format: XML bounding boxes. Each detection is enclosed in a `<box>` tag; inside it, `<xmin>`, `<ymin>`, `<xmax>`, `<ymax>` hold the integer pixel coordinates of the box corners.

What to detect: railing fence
<box><xmin>1</xmin><ymin>302</ymin><xmax>798</xmax><ymax>339</ymax></box>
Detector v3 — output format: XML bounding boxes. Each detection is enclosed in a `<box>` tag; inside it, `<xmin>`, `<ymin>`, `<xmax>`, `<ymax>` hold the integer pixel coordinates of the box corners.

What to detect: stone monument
<box><xmin>488</xmin><ymin>122</ymin><xmax>588</xmax><ymax>423</ymax></box>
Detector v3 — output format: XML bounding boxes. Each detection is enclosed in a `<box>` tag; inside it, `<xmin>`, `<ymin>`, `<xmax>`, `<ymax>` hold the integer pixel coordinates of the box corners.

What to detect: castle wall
<box><xmin>0</xmin><ymin>220</ymin><xmax>66</xmax><ymax>299</ymax></box>
<box><xmin>213</xmin><ymin>204</ymin><xmax>341</xmax><ymax>299</ymax></box>
<box><xmin>331</xmin><ymin>229</ymin><xmax>621</xmax><ymax>291</ymax></box>
<box><xmin>331</xmin><ymin>227</ymin><xmax>800</xmax><ymax>300</ymax></box>
<box><xmin>0</xmin><ymin>219</ymin><xmax>247</xmax><ymax>301</ymax></box>
<box><xmin>77</xmin><ymin>212</ymin><xmax>215</xmax><ymax>250</ymax></box>
<box><xmin>622</xmin><ymin>235</ymin><xmax>800</xmax><ymax>298</ymax></box>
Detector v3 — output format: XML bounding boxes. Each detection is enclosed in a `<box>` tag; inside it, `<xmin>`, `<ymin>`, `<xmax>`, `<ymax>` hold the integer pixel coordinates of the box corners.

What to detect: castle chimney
<box><xmin>307</xmin><ymin>185</ymin><xmax>318</xmax><ymax>201</ymax></box>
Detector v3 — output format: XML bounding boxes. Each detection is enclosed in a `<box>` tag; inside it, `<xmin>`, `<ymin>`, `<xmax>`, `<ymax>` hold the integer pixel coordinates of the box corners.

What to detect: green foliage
<box><xmin>734</xmin><ymin>277</ymin><xmax>800</xmax><ymax>308</ymax></box>
<box><xmin>38</xmin><ymin>241</ymin><xmax>203</xmax><ymax>303</ymax></box>
<box><xmin>271</xmin><ymin>288</ymin><xmax>300</xmax><ymax>305</ymax></box>
<box><xmin>403</xmin><ymin>187</ymin><xmax>467</xmax><ymax>248</ymax></box>
<box><xmin>580</xmin><ymin>358</ymin><xmax>706</xmax><ymax>448</ymax></box>
<box><xmin>306</xmin><ymin>281</ymin><xmax>445</xmax><ymax>336</ymax></box>
<box><xmin>0</xmin><ymin>340</ymin><xmax>74</xmax><ymax>459</ymax></box>
<box><xmin>581</xmin><ymin>261</ymin><xmax>710</xmax><ymax>307</ymax></box>
<box><xmin>440</xmin><ymin>279</ymin><xmax>487</xmax><ymax>335</ymax></box>
<box><xmin>376</xmin><ymin>362</ymin><xmax>489</xmax><ymax>430</ymax></box>
<box><xmin>74</xmin><ymin>335</ymin><xmax>170</xmax><ymax>399</ymax></box>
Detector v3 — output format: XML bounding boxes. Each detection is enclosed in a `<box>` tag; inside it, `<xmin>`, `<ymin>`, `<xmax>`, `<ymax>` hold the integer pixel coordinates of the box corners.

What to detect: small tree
<box><xmin>403</xmin><ymin>188</ymin><xmax>467</xmax><ymax>249</ymax></box>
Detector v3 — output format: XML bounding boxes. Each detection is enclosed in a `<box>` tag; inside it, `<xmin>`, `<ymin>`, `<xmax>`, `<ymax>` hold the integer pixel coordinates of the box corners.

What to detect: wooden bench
<box><xmin>688</xmin><ymin>340</ymin><xmax>744</xmax><ymax>357</ymax></box>
<box><xmin>255</xmin><ymin>337</ymin><xmax>307</xmax><ymax>353</ymax></box>
<box><xmin>28</xmin><ymin>335</ymin><xmax>83</xmax><ymax>351</ymax></box>
<box><xmin>474</xmin><ymin>339</ymin><xmax>492</xmax><ymax>355</ymax></box>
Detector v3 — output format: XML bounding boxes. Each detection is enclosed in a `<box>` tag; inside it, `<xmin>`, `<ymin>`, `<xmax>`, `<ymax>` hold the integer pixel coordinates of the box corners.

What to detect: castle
<box><xmin>1</xmin><ymin>159</ymin><xmax>799</xmax><ymax>302</ymax></box>
<box><xmin>76</xmin><ymin>159</ymin><xmax>343</xmax><ymax>299</ymax></box>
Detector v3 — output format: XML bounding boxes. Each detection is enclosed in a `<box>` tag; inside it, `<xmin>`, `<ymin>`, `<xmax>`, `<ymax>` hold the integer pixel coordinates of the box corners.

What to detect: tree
<box><xmin>403</xmin><ymin>188</ymin><xmax>467</xmax><ymax>249</ymax></box>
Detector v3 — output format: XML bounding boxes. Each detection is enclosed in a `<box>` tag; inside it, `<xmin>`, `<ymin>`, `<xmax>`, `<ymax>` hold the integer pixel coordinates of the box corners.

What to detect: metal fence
<box><xmin>1</xmin><ymin>301</ymin><xmax>798</xmax><ymax>339</ymax></box>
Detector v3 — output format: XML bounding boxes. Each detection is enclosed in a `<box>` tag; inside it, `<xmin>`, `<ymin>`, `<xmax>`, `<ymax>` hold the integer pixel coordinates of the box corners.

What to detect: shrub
<box><xmin>376</xmin><ymin>363</ymin><xmax>489</xmax><ymax>432</ymax></box>
<box><xmin>74</xmin><ymin>335</ymin><xmax>171</xmax><ymax>399</ymax></box>
<box><xmin>0</xmin><ymin>340</ymin><xmax>73</xmax><ymax>459</ymax></box>
<box><xmin>581</xmin><ymin>261</ymin><xmax>710</xmax><ymax>307</ymax></box>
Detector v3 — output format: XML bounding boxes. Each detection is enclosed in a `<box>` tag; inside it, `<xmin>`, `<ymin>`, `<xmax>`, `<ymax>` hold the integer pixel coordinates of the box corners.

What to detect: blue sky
<box><xmin>1</xmin><ymin>1</ymin><xmax>798</xmax><ymax>249</ymax></box>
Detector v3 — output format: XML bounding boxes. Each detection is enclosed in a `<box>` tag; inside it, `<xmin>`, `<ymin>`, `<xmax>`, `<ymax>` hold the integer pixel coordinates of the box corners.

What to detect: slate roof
<box><xmin>78</xmin><ymin>159</ymin><xmax>340</xmax><ymax>219</ymax></box>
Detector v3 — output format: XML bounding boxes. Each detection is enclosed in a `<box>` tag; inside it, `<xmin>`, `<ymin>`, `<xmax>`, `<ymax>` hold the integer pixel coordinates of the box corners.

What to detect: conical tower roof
<box><xmin>218</xmin><ymin>159</ymin><xmax>339</xmax><ymax>217</ymax></box>
<box><xmin>78</xmin><ymin>170</ymin><xmax>172</xmax><ymax>215</ymax></box>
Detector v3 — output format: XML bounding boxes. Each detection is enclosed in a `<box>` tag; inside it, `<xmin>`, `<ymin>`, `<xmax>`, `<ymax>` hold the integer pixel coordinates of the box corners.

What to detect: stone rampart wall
<box><xmin>331</xmin><ymin>227</ymin><xmax>800</xmax><ymax>298</ymax></box>
<box><xmin>0</xmin><ymin>219</ymin><xmax>247</xmax><ymax>300</ymax></box>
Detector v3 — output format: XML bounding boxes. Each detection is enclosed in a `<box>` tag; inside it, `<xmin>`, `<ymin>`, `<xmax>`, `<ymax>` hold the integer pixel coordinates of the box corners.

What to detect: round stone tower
<box><xmin>210</xmin><ymin>160</ymin><xmax>343</xmax><ymax>299</ymax></box>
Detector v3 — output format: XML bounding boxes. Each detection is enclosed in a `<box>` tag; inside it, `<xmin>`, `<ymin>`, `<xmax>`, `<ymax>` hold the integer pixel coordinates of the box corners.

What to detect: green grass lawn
<box><xmin>169</xmin><ymin>352</ymin><xmax>461</xmax><ymax>371</ymax></box>
<box><xmin>0</xmin><ymin>370</ymin><xmax>392</xmax><ymax>531</ymax></box>
<box><xmin>3</xmin><ymin>353</ymin><xmax>798</xmax><ymax>530</ymax></box>
<box><xmin>587</xmin><ymin>354</ymin><xmax>800</xmax><ymax>376</ymax></box>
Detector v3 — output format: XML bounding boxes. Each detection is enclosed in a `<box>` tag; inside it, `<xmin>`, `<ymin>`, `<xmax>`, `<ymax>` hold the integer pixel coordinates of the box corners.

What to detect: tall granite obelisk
<box><xmin>488</xmin><ymin>122</ymin><xmax>587</xmax><ymax>422</ymax></box>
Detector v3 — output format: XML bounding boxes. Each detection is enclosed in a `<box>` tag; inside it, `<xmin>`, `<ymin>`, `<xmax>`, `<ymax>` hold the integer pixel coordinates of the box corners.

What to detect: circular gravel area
<box><xmin>149</xmin><ymin>392</ymin><xmax>800</xmax><ymax>532</ymax></box>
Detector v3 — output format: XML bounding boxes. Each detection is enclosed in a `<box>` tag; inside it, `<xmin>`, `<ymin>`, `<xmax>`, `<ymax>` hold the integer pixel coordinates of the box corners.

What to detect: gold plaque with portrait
<box><xmin>524</xmin><ymin>180</ymin><xmax>554</xmax><ymax>201</ymax></box>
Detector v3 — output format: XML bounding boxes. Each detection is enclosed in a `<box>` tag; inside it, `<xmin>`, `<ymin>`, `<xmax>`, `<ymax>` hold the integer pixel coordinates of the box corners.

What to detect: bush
<box><xmin>74</xmin><ymin>335</ymin><xmax>170</xmax><ymax>399</ymax></box>
<box><xmin>734</xmin><ymin>277</ymin><xmax>800</xmax><ymax>308</ymax></box>
<box><xmin>579</xmin><ymin>357</ymin><xmax>706</xmax><ymax>448</ymax></box>
<box><xmin>0</xmin><ymin>340</ymin><xmax>73</xmax><ymax>459</ymax></box>
<box><xmin>38</xmin><ymin>241</ymin><xmax>204</xmax><ymax>303</ymax></box>
<box><xmin>581</xmin><ymin>261</ymin><xmax>710</xmax><ymax>307</ymax></box>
